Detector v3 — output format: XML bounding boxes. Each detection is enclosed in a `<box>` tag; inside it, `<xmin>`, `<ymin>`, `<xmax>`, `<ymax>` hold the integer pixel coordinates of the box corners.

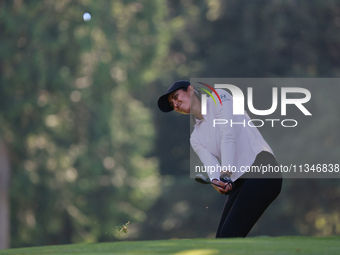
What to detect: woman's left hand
<box><xmin>211</xmin><ymin>179</ymin><xmax>233</xmax><ymax>194</ymax></box>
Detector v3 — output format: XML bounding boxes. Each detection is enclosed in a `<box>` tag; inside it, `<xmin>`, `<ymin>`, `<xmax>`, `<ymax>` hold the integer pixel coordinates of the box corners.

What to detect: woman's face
<box><xmin>167</xmin><ymin>88</ymin><xmax>191</xmax><ymax>114</ymax></box>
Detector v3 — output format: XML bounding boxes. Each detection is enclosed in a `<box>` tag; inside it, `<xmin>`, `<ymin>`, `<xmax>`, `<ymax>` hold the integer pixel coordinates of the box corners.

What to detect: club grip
<box><xmin>220</xmin><ymin>177</ymin><xmax>235</xmax><ymax>189</ymax></box>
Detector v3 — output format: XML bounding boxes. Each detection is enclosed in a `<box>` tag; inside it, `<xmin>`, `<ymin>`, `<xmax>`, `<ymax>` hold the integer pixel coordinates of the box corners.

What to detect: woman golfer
<box><xmin>158</xmin><ymin>80</ymin><xmax>282</xmax><ymax>238</ymax></box>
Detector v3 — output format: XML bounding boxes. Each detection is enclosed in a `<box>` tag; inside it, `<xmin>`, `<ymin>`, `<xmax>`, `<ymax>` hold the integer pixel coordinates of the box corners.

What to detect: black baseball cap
<box><xmin>157</xmin><ymin>80</ymin><xmax>190</xmax><ymax>112</ymax></box>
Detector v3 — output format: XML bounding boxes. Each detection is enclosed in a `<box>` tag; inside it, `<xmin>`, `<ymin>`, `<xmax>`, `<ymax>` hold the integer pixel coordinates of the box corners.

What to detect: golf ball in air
<box><xmin>83</xmin><ymin>12</ymin><xmax>91</xmax><ymax>21</ymax></box>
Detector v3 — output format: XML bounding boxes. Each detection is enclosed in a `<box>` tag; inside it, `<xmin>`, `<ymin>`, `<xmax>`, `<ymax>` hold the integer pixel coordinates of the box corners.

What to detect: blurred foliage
<box><xmin>0</xmin><ymin>0</ymin><xmax>164</xmax><ymax>246</ymax></box>
<box><xmin>0</xmin><ymin>0</ymin><xmax>340</xmax><ymax>248</ymax></box>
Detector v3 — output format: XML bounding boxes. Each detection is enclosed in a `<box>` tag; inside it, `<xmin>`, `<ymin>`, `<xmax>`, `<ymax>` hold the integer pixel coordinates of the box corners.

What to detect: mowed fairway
<box><xmin>1</xmin><ymin>236</ymin><xmax>339</xmax><ymax>255</ymax></box>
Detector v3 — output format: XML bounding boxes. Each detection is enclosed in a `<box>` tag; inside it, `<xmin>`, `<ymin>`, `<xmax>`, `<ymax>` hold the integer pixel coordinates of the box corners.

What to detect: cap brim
<box><xmin>157</xmin><ymin>93</ymin><xmax>174</xmax><ymax>112</ymax></box>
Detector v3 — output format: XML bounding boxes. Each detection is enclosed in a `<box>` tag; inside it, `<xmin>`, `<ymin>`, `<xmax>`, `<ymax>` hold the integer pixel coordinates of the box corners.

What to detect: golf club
<box><xmin>194</xmin><ymin>174</ymin><xmax>224</xmax><ymax>187</ymax></box>
<box><xmin>195</xmin><ymin>173</ymin><xmax>235</xmax><ymax>189</ymax></box>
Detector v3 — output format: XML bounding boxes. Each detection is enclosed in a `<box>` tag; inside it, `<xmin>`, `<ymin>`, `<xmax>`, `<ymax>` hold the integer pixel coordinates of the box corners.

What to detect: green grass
<box><xmin>1</xmin><ymin>236</ymin><xmax>339</xmax><ymax>255</ymax></box>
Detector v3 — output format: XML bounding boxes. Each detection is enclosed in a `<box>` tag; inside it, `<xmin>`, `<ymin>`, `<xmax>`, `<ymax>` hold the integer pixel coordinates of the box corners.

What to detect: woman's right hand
<box><xmin>211</xmin><ymin>179</ymin><xmax>233</xmax><ymax>195</ymax></box>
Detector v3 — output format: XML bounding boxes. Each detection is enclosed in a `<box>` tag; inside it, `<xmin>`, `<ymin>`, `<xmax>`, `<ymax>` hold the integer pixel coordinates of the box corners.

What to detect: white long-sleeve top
<box><xmin>190</xmin><ymin>89</ymin><xmax>274</xmax><ymax>182</ymax></box>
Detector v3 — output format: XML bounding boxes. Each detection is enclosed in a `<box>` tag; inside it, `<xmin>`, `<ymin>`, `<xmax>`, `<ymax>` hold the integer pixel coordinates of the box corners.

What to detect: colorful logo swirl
<box><xmin>197</xmin><ymin>82</ymin><xmax>223</xmax><ymax>106</ymax></box>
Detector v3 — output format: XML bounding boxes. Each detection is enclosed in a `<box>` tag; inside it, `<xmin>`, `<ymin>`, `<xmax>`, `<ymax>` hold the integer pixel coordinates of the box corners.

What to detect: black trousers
<box><xmin>216</xmin><ymin>151</ymin><xmax>282</xmax><ymax>238</ymax></box>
